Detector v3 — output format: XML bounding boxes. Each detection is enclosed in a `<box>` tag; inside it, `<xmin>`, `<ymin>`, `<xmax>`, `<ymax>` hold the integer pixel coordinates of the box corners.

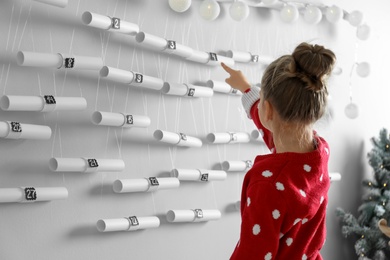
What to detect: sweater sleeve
<box><xmin>230</xmin><ymin>182</ymin><xmax>287</xmax><ymax>260</ymax></box>
<box><xmin>242</xmin><ymin>87</ymin><xmax>275</xmax><ymax>151</ymax></box>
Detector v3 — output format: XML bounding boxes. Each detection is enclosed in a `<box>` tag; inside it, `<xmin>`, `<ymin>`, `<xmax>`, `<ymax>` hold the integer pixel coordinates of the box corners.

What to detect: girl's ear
<box><xmin>264</xmin><ymin>100</ymin><xmax>274</xmax><ymax>122</ymax></box>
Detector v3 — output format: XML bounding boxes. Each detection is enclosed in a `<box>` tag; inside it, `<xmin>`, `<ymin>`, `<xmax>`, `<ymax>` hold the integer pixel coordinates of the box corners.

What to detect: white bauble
<box><xmin>199</xmin><ymin>0</ymin><xmax>220</xmax><ymax>21</ymax></box>
<box><xmin>229</xmin><ymin>1</ymin><xmax>250</xmax><ymax>21</ymax></box>
<box><xmin>304</xmin><ymin>6</ymin><xmax>322</xmax><ymax>25</ymax></box>
<box><xmin>280</xmin><ymin>5</ymin><xmax>299</xmax><ymax>23</ymax></box>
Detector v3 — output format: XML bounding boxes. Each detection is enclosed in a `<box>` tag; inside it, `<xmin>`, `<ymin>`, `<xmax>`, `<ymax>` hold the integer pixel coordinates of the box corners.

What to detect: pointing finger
<box><xmin>221</xmin><ymin>62</ymin><xmax>235</xmax><ymax>74</ymax></box>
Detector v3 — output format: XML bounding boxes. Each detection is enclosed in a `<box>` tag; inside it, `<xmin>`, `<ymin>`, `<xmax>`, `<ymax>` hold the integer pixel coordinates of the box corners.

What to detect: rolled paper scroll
<box><xmin>97</xmin><ymin>216</ymin><xmax>160</xmax><ymax>232</ymax></box>
<box><xmin>0</xmin><ymin>121</ymin><xmax>51</xmax><ymax>140</ymax></box>
<box><xmin>113</xmin><ymin>177</ymin><xmax>180</xmax><ymax>193</ymax></box>
<box><xmin>171</xmin><ymin>169</ymin><xmax>226</xmax><ymax>182</ymax></box>
<box><xmin>206</xmin><ymin>80</ymin><xmax>241</xmax><ymax>95</ymax></box>
<box><xmin>16</xmin><ymin>51</ymin><xmax>103</xmax><ymax>70</ymax></box>
<box><xmin>0</xmin><ymin>187</ymin><xmax>68</xmax><ymax>203</ymax></box>
<box><xmin>186</xmin><ymin>50</ymin><xmax>210</xmax><ymax>64</ymax></box>
<box><xmin>206</xmin><ymin>132</ymin><xmax>250</xmax><ymax>144</ymax></box>
<box><xmin>250</xmin><ymin>129</ymin><xmax>264</xmax><ymax>142</ymax></box>
<box><xmin>49</xmin><ymin>157</ymin><xmax>125</xmax><ymax>172</ymax></box>
<box><xmin>0</xmin><ymin>95</ymin><xmax>87</xmax><ymax>112</ymax></box>
<box><xmin>82</xmin><ymin>11</ymin><xmax>139</xmax><ymax>35</ymax></box>
<box><xmin>91</xmin><ymin>111</ymin><xmax>151</xmax><ymax>128</ymax></box>
<box><xmin>185</xmin><ymin>84</ymin><xmax>213</xmax><ymax>98</ymax></box>
<box><xmin>226</xmin><ymin>50</ymin><xmax>253</xmax><ymax>63</ymax></box>
<box><xmin>161</xmin><ymin>82</ymin><xmax>188</xmax><ymax>96</ymax></box>
<box><xmin>163</xmin><ymin>40</ymin><xmax>194</xmax><ymax>59</ymax></box>
<box><xmin>129</xmin><ymin>73</ymin><xmax>165</xmax><ymax>91</ymax></box>
<box><xmin>153</xmin><ymin>130</ymin><xmax>202</xmax><ymax>148</ymax></box>
<box><xmin>32</xmin><ymin>0</ymin><xmax>68</xmax><ymax>8</ymax></box>
<box><xmin>329</xmin><ymin>172</ymin><xmax>342</xmax><ymax>182</ymax></box>
<box><xmin>206</xmin><ymin>52</ymin><xmax>235</xmax><ymax>67</ymax></box>
<box><xmin>221</xmin><ymin>160</ymin><xmax>253</xmax><ymax>172</ymax></box>
<box><xmin>166</xmin><ymin>209</ymin><xmax>221</xmax><ymax>223</ymax></box>
<box><xmin>135</xmin><ymin>32</ymin><xmax>168</xmax><ymax>51</ymax></box>
<box><xmin>235</xmin><ymin>201</ymin><xmax>241</xmax><ymax>211</ymax></box>
<box><xmin>100</xmin><ymin>66</ymin><xmax>134</xmax><ymax>84</ymax></box>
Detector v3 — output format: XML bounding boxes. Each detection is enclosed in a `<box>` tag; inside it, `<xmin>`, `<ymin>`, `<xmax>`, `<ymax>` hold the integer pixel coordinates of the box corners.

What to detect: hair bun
<box><xmin>291</xmin><ymin>42</ymin><xmax>336</xmax><ymax>92</ymax></box>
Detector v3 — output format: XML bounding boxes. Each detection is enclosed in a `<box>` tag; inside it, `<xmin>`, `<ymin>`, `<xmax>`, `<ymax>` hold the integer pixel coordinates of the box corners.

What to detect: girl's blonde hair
<box><xmin>261</xmin><ymin>42</ymin><xmax>336</xmax><ymax>124</ymax></box>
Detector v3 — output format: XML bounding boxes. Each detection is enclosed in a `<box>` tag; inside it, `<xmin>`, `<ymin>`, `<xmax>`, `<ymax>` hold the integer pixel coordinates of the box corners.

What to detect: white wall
<box><xmin>0</xmin><ymin>0</ymin><xmax>389</xmax><ymax>259</ymax></box>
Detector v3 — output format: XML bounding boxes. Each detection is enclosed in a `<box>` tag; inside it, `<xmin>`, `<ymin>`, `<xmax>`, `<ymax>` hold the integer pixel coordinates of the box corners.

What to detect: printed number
<box><xmin>44</xmin><ymin>95</ymin><xmax>56</xmax><ymax>104</ymax></box>
<box><xmin>231</xmin><ymin>89</ymin><xmax>238</xmax><ymax>94</ymax></box>
<box><xmin>200</xmin><ymin>173</ymin><xmax>209</xmax><ymax>182</ymax></box>
<box><xmin>149</xmin><ymin>177</ymin><xmax>159</xmax><ymax>186</ymax></box>
<box><xmin>126</xmin><ymin>115</ymin><xmax>134</xmax><ymax>125</ymax></box>
<box><xmin>128</xmin><ymin>216</ymin><xmax>139</xmax><ymax>226</ymax></box>
<box><xmin>64</xmin><ymin>58</ymin><xmax>75</xmax><ymax>68</ymax></box>
<box><xmin>135</xmin><ymin>73</ymin><xmax>143</xmax><ymax>83</ymax></box>
<box><xmin>25</xmin><ymin>187</ymin><xmax>37</xmax><ymax>201</ymax></box>
<box><xmin>87</xmin><ymin>159</ymin><xmax>99</xmax><ymax>168</ymax></box>
<box><xmin>209</xmin><ymin>52</ymin><xmax>218</xmax><ymax>61</ymax></box>
<box><xmin>246</xmin><ymin>160</ymin><xmax>253</xmax><ymax>168</ymax></box>
<box><xmin>167</xmin><ymin>40</ymin><xmax>176</xmax><ymax>50</ymax></box>
<box><xmin>112</xmin><ymin>18</ymin><xmax>120</xmax><ymax>29</ymax></box>
<box><xmin>188</xmin><ymin>88</ymin><xmax>195</xmax><ymax>97</ymax></box>
<box><xmin>230</xmin><ymin>133</ymin><xmax>238</xmax><ymax>142</ymax></box>
<box><xmin>194</xmin><ymin>209</ymin><xmax>203</xmax><ymax>218</ymax></box>
<box><xmin>251</xmin><ymin>55</ymin><xmax>259</xmax><ymax>62</ymax></box>
<box><xmin>179</xmin><ymin>133</ymin><xmax>187</xmax><ymax>141</ymax></box>
<box><xmin>10</xmin><ymin>122</ymin><xmax>22</xmax><ymax>132</ymax></box>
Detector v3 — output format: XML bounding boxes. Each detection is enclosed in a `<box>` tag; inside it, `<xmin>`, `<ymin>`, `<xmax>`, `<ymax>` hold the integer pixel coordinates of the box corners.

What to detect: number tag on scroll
<box><xmin>111</xmin><ymin>17</ymin><xmax>120</xmax><ymax>29</ymax></box>
<box><xmin>231</xmin><ymin>89</ymin><xmax>238</xmax><ymax>94</ymax></box>
<box><xmin>134</xmin><ymin>73</ymin><xmax>143</xmax><ymax>84</ymax></box>
<box><xmin>230</xmin><ymin>133</ymin><xmax>238</xmax><ymax>142</ymax></box>
<box><xmin>194</xmin><ymin>209</ymin><xmax>203</xmax><ymax>218</ymax></box>
<box><xmin>25</xmin><ymin>187</ymin><xmax>37</xmax><ymax>201</ymax></box>
<box><xmin>128</xmin><ymin>216</ymin><xmax>139</xmax><ymax>226</ymax></box>
<box><xmin>209</xmin><ymin>52</ymin><xmax>218</xmax><ymax>61</ymax></box>
<box><xmin>87</xmin><ymin>159</ymin><xmax>99</xmax><ymax>168</ymax></box>
<box><xmin>149</xmin><ymin>177</ymin><xmax>159</xmax><ymax>186</ymax></box>
<box><xmin>64</xmin><ymin>58</ymin><xmax>75</xmax><ymax>68</ymax></box>
<box><xmin>126</xmin><ymin>115</ymin><xmax>134</xmax><ymax>125</ymax></box>
<box><xmin>251</xmin><ymin>55</ymin><xmax>259</xmax><ymax>63</ymax></box>
<box><xmin>179</xmin><ymin>133</ymin><xmax>187</xmax><ymax>141</ymax></box>
<box><xmin>188</xmin><ymin>88</ymin><xmax>195</xmax><ymax>97</ymax></box>
<box><xmin>44</xmin><ymin>95</ymin><xmax>56</xmax><ymax>104</ymax></box>
<box><xmin>200</xmin><ymin>173</ymin><xmax>209</xmax><ymax>182</ymax></box>
<box><xmin>10</xmin><ymin>122</ymin><xmax>22</xmax><ymax>133</ymax></box>
<box><xmin>245</xmin><ymin>160</ymin><xmax>253</xmax><ymax>168</ymax></box>
<box><xmin>167</xmin><ymin>40</ymin><xmax>176</xmax><ymax>50</ymax></box>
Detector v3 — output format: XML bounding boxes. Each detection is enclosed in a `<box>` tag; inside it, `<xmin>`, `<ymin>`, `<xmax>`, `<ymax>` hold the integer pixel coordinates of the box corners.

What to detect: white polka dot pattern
<box><xmin>264</xmin><ymin>252</ymin><xmax>272</xmax><ymax>260</ymax></box>
<box><xmin>302</xmin><ymin>218</ymin><xmax>308</xmax><ymax>224</ymax></box>
<box><xmin>299</xmin><ymin>189</ymin><xmax>306</xmax><ymax>197</ymax></box>
<box><xmin>276</xmin><ymin>182</ymin><xmax>284</xmax><ymax>191</ymax></box>
<box><xmin>320</xmin><ymin>174</ymin><xmax>323</xmax><ymax>182</ymax></box>
<box><xmin>272</xmin><ymin>210</ymin><xmax>280</xmax><ymax>219</ymax></box>
<box><xmin>279</xmin><ymin>233</ymin><xmax>284</xmax><ymax>239</ymax></box>
<box><xmin>294</xmin><ymin>218</ymin><xmax>301</xmax><ymax>225</ymax></box>
<box><xmin>247</xmin><ymin>197</ymin><xmax>251</xmax><ymax>207</ymax></box>
<box><xmin>253</xmin><ymin>224</ymin><xmax>261</xmax><ymax>235</ymax></box>
<box><xmin>320</xmin><ymin>196</ymin><xmax>324</xmax><ymax>204</ymax></box>
<box><xmin>262</xmin><ymin>170</ymin><xmax>273</xmax><ymax>177</ymax></box>
<box><xmin>286</xmin><ymin>238</ymin><xmax>293</xmax><ymax>246</ymax></box>
<box><xmin>302</xmin><ymin>254</ymin><xmax>307</xmax><ymax>260</ymax></box>
<box><xmin>325</xmin><ymin>147</ymin><xmax>329</xmax><ymax>154</ymax></box>
<box><xmin>303</xmin><ymin>164</ymin><xmax>311</xmax><ymax>172</ymax></box>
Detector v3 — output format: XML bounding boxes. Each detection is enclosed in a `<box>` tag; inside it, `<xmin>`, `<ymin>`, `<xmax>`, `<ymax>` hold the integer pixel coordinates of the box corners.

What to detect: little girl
<box><xmin>221</xmin><ymin>42</ymin><xmax>336</xmax><ymax>260</ymax></box>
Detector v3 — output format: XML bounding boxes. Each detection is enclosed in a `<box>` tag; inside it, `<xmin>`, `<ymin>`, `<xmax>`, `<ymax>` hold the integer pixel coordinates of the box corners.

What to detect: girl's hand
<box><xmin>221</xmin><ymin>62</ymin><xmax>251</xmax><ymax>93</ymax></box>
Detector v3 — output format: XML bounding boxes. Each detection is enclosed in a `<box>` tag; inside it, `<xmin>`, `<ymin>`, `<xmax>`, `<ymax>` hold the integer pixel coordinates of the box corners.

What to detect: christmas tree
<box><xmin>336</xmin><ymin>128</ymin><xmax>390</xmax><ymax>260</ymax></box>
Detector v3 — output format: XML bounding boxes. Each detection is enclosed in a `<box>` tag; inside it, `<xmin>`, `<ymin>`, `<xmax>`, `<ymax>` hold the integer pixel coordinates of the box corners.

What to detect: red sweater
<box><xmin>230</xmin><ymin>101</ymin><xmax>330</xmax><ymax>260</ymax></box>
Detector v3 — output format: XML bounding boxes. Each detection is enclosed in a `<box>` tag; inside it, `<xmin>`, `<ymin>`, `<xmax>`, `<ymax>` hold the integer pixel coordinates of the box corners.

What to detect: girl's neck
<box><xmin>272</xmin><ymin>125</ymin><xmax>315</xmax><ymax>154</ymax></box>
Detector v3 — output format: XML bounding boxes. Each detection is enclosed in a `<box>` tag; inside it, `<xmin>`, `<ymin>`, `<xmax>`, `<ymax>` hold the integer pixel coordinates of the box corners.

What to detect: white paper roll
<box><xmin>0</xmin><ymin>121</ymin><xmax>51</xmax><ymax>140</ymax></box>
<box><xmin>206</xmin><ymin>80</ymin><xmax>241</xmax><ymax>95</ymax></box>
<box><xmin>257</xmin><ymin>55</ymin><xmax>274</xmax><ymax>65</ymax></box>
<box><xmin>59</xmin><ymin>54</ymin><xmax>103</xmax><ymax>70</ymax></box>
<box><xmin>130</xmin><ymin>74</ymin><xmax>165</xmax><ymax>91</ymax></box>
<box><xmin>221</xmin><ymin>160</ymin><xmax>252</xmax><ymax>172</ymax></box>
<box><xmin>206</xmin><ymin>132</ymin><xmax>250</xmax><ymax>144</ymax></box>
<box><xmin>33</xmin><ymin>0</ymin><xmax>68</xmax><ymax>8</ymax></box>
<box><xmin>161</xmin><ymin>82</ymin><xmax>188</xmax><ymax>96</ymax></box>
<box><xmin>153</xmin><ymin>130</ymin><xmax>202</xmax><ymax>148</ymax></box>
<box><xmin>135</xmin><ymin>32</ymin><xmax>167</xmax><ymax>51</ymax></box>
<box><xmin>166</xmin><ymin>209</ymin><xmax>221</xmax><ymax>223</ymax></box>
<box><xmin>226</xmin><ymin>50</ymin><xmax>253</xmax><ymax>63</ymax></box>
<box><xmin>330</xmin><ymin>172</ymin><xmax>342</xmax><ymax>182</ymax></box>
<box><xmin>185</xmin><ymin>84</ymin><xmax>214</xmax><ymax>98</ymax></box>
<box><xmin>113</xmin><ymin>177</ymin><xmax>179</xmax><ymax>193</ymax></box>
<box><xmin>186</xmin><ymin>50</ymin><xmax>209</xmax><ymax>64</ymax></box>
<box><xmin>49</xmin><ymin>157</ymin><xmax>125</xmax><ymax>172</ymax></box>
<box><xmin>250</xmin><ymin>129</ymin><xmax>264</xmax><ymax>142</ymax></box>
<box><xmin>171</xmin><ymin>169</ymin><xmax>226</xmax><ymax>181</ymax></box>
<box><xmin>0</xmin><ymin>187</ymin><xmax>68</xmax><ymax>203</ymax></box>
<box><xmin>208</xmin><ymin>54</ymin><xmax>234</xmax><ymax>67</ymax></box>
<box><xmin>92</xmin><ymin>111</ymin><xmax>151</xmax><ymax>128</ymax></box>
<box><xmin>0</xmin><ymin>95</ymin><xmax>86</xmax><ymax>112</ymax></box>
<box><xmin>100</xmin><ymin>66</ymin><xmax>134</xmax><ymax>84</ymax></box>
<box><xmin>17</xmin><ymin>51</ymin><xmax>62</xmax><ymax>68</ymax></box>
<box><xmin>97</xmin><ymin>216</ymin><xmax>160</xmax><ymax>232</ymax></box>
<box><xmin>82</xmin><ymin>12</ymin><xmax>139</xmax><ymax>35</ymax></box>
<box><xmin>164</xmin><ymin>42</ymin><xmax>194</xmax><ymax>58</ymax></box>
<box><xmin>235</xmin><ymin>201</ymin><xmax>241</xmax><ymax>211</ymax></box>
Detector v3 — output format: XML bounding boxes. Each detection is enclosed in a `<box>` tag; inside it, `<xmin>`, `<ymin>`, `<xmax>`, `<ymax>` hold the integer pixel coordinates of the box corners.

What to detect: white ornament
<box><xmin>325</xmin><ymin>5</ymin><xmax>343</xmax><ymax>23</ymax></box>
<box><xmin>280</xmin><ymin>4</ymin><xmax>299</xmax><ymax>23</ymax></box>
<box><xmin>304</xmin><ymin>6</ymin><xmax>322</xmax><ymax>25</ymax></box>
<box><xmin>262</xmin><ymin>0</ymin><xmax>278</xmax><ymax>5</ymax></box>
<box><xmin>356</xmin><ymin>62</ymin><xmax>370</xmax><ymax>77</ymax></box>
<box><xmin>344</xmin><ymin>103</ymin><xmax>359</xmax><ymax>119</ymax></box>
<box><xmin>347</xmin><ymin>10</ymin><xmax>363</xmax><ymax>27</ymax></box>
<box><xmin>229</xmin><ymin>1</ymin><xmax>250</xmax><ymax>21</ymax></box>
<box><xmin>357</xmin><ymin>24</ymin><xmax>370</xmax><ymax>40</ymax></box>
<box><xmin>199</xmin><ymin>0</ymin><xmax>220</xmax><ymax>21</ymax></box>
<box><xmin>169</xmin><ymin>0</ymin><xmax>192</xmax><ymax>13</ymax></box>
